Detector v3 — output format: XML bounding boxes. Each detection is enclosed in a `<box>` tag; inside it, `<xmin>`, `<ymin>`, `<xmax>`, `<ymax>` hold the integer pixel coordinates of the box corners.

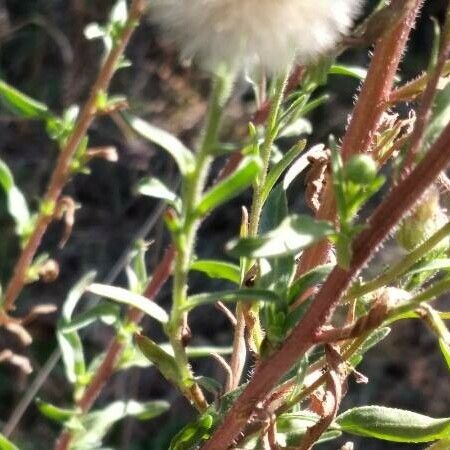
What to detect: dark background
<box><xmin>0</xmin><ymin>1</ymin><xmax>449</xmax><ymax>449</ymax></box>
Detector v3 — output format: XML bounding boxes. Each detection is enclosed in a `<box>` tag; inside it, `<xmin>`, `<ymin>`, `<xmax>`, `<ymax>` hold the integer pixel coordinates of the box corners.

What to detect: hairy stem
<box><xmin>168</xmin><ymin>70</ymin><xmax>233</xmax><ymax>410</ymax></box>
<box><xmin>249</xmin><ymin>71</ymin><xmax>289</xmax><ymax>236</ymax></box>
<box><xmin>402</xmin><ymin>3</ymin><xmax>450</xmax><ymax>174</ymax></box>
<box><xmin>201</xmin><ymin>112</ymin><xmax>450</xmax><ymax>450</ymax></box>
<box><xmin>297</xmin><ymin>0</ymin><xmax>425</xmax><ymax>276</ymax></box>
<box><xmin>2</xmin><ymin>0</ymin><xmax>146</xmax><ymax>314</ymax></box>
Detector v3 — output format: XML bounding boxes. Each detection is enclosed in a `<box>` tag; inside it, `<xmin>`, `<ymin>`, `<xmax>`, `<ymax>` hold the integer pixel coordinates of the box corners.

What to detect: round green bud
<box><xmin>344</xmin><ymin>154</ymin><xmax>377</xmax><ymax>184</ymax></box>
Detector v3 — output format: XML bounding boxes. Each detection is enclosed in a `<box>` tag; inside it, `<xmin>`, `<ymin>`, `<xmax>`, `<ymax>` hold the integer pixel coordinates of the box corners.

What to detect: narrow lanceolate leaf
<box><xmin>87</xmin><ymin>283</ymin><xmax>169</xmax><ymax>323</ymax></box>
<box><xmin>57</xmin><ymin>273</ymin><xmax>96</xmax><ymax>384</ymax></box>
<box><xmin>329</xmin><ymin>64</ymin><xmax>368</xmax><ymax>81</ymax></box>
<box><xmin>0</xmin><ymin>434</ymin><xmax>19</xmax><ymax>450</ymax></box>
<box><xmin>424</xmin><ymin>83</ymin><xmax>450</xmax><ymax>149</ymax></box>
<box><xmin>336</xmin><ymin>406</ymin><xmax>450</xmax><ymax>443</ymax></box>
<box><xmin>261</xmin><ymin>140</ymin><xmax>306</xmax><ymax>205</ymax></box>
<box><xmin>121</xmin><ymin>113</ymin><xmax>195</xmax><ymax>175</ymax></box>
<box><xmin>185</xmin><ymin>289</ymin><xmax>280</xmax><ymax>310</ymax></box>
<box><xmin>287</xmin><ymin>264</ymin><xmax>333</xmax><ymax>303</ymax></box>
<box><xmin>0</xmin><ymin>159</ymin><xmax>31</xmax><ymax>236</ymax></box>
<box><xmin>190</xmin><ymin>260</ymin><xmax>241</xmax><ymax>284</ymax></box>
<box><xmin>135</xmin><ymin>334</ymin><xmax>182</xmax><ymax>386</ymax></box>
<box><xmin>407</xmin><ymin>258</ymin><xmax>450</xmax><ymax>276</ymax></box>
<box><xmin>59</xmin><ymin>304</ymin><xmax>121</xmax><ymax>333</ymax></box>
<box><xmin>227</xmin><ymin>214</ymin><xmax>335</xmax><ymax>258</ymax></box>
<box><xmin>36</xmin><ymin>399</ymin><xmax>77</xmax><ymax>423</ymax></box>
<box><xmin>137</xmin><ymin>177</ymin><xmax>181</xmax><ymax>211</ymax></box>
<box><xmin>438</xmin><ymin>339</ymin><xmax>450</xmax><ymax>372</ymax></box>
<box><xmin>196</xmin><ymin>156</ymin><xmax>261</xmax><ymax>216</ymax></box>
<box><xmin>0</xmin><ymin>80</ymin><xmax>52</xmax><ymax>119</ymax></box>
<box><xmin>72</xmin><ymin>399</ymin><xmax>170</xmax><ymax>449</ymax></box>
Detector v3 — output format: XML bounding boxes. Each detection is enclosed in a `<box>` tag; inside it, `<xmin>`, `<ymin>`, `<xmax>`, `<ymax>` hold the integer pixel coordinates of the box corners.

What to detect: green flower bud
<box><xmin>396</xmin><ymin>188</ymin><xmax>449</xmax><ymax>252</ymax></box>
<box><xmin>344</xmin><ymin>154</ymin><xmax>377</xmax><ymax>184</ymax></box>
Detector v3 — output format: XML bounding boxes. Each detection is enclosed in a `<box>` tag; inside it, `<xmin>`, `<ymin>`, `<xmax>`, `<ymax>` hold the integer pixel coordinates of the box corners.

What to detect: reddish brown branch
<box><xmin>402</xmin><ymin>6</ymin><xmax>450</xmax><ymax>174</ymax></box>
<box><xmin>55</xmin><ymin>246</ymin><xmax>175</xmax><ymax>450</ymax></box>
<box><xmin>2</xmin><ymin>0</ymin><xmax>146</xmax><ymax>313</ymax></box>
<box><xmin>297</xmin><ymin>0</ymin><xmax>425</xmax><ymax>276</ymax></box>
<box><xmin>201</xmin><ymin>113</ymin><xmax>450</xmax><ymax>450</ymax></box>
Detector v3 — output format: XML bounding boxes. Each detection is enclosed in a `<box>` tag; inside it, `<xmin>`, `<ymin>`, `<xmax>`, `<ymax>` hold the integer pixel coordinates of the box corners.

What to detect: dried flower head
<box><xmin>151</xmin><ymin>0</ymin><xmax>362</xmax><ymax>72</ymax></box>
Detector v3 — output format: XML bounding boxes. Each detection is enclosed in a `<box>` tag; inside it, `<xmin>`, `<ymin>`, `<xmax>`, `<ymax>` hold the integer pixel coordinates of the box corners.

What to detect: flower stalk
<box><xmin>167</xmin><ymin>69</ymin><xmax>234</xmax><ymax>410</ymax></box>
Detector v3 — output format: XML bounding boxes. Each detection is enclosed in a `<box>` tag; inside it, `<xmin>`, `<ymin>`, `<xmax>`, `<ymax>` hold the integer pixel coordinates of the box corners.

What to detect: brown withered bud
<box><xmin>54</xmin><ymin>196</ymin><xmax>78</xmax><ymax>248</ymax></box>
<box><xmin>0</xmin><ymin>350</ymin><xmax>32</xmax><ymax>374</ymax></box>
<box><xmin>38</xmin><ymin>259</ymin><xmax>60</xmax><ymax>283</ymax></box>
<box><xmin>22</xmin><ymin>304</ymin><xmax>57</xmax><ymax>325</ymax></box>
<box><xmin>305</xmin><ymin>147</ymin><xmax>331</xmax><ymax>214</ymax></box>
<box><xmin>4</xmin><ymin>322</ymin><xmax>33</xmax><ymax>346</ymax></box>
<box><xmin>86</xmin><ymin>146</ymin><xmax>119</xmax><ymax>162</ymax></box>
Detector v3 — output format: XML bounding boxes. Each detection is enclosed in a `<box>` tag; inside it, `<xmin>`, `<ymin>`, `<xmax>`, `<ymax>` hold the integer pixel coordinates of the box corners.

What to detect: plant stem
<box><xmin>1</xmin><ymin>0</ymin><xmax>146</xmax><ymax>314</ymax></box>
<box><xmin>249</xmin><ymin>72</ymin><xmax>289</xmax><ymax>236</ymax></box>
<box><xmin>200</xmin><ymin>106</ymin><xmax>450</xmax><ymax>450</ymax></box>
<box><xmin>402</xmin><ymin>3</ymin><xmax>450</xmax><ymax>174</ymax></box>
<box><xmin>297</xmin><ymin>0</ymin><xmax>425</xmax><ymax>277</ymax></box>
<box><xmin>347</xmin><ymin>221</ymin><xmax>450</xmax><ymax>300</ymax></box>
<box><xmin>168</xmin><ymin>70</ymin><xmax>233</xmax><ymax>411</ymax></box>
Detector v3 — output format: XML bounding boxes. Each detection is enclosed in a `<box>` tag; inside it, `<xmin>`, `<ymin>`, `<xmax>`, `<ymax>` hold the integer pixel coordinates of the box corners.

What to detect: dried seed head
<box><xmin>151</xmin><ymin>0</ymin><xmax>363</xmax><ymax>73</ymax></box>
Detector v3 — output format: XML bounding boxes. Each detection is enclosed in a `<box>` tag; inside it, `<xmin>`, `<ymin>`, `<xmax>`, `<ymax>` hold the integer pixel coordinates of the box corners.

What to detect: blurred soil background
<box><xmin>0</xmin><ymin>1</ymin><xmax>449</xmax><ymax>449</ymax></box>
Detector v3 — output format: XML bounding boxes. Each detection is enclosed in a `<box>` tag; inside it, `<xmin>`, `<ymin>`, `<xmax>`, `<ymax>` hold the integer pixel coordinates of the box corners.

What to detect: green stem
<box><xmin>249</xmin><ymin>71</ymin><xmax>289</xmax><ymax>236</ymax></box>
<box><xmin>347</xmin><ymin>221</ymin><xmax>450</xmax><ymax>300</ymax></box>
<box><xmin>168</xmin><ymin>70</ymin><xmax>233</xmax><ymax>410</ymax></box>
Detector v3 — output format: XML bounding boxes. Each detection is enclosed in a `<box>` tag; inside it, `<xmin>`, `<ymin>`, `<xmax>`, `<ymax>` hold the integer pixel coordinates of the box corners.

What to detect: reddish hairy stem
<box><xmin>2</xmin><ymin>0</ymin><xmax>146</xmax><ymax>313</ymax></box>
<box><xmin>402</xmin><ymin>6</ymin><xmax>450</xmax><ymax>174</ymax></box>
<box><xmin>297</xmin><ymin>0</ymin><xmax>424</xmax><ymax>276</ymax></box>
<box><xmin>201</xmin><ymin>118</ymin><xmax>450</xmax><ymax>450</ymax></box>
<box><xmin>54</xmin><ymin>246</ymin><xmax>175</xmax><ymax>450</ymax></box>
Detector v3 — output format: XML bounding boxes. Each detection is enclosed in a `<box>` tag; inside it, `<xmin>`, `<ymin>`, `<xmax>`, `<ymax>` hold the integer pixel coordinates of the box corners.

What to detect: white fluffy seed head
<box><xmin>151</xmin><ymin>0</ymin><xmax>363</xmax><ymax>73</ymax></box>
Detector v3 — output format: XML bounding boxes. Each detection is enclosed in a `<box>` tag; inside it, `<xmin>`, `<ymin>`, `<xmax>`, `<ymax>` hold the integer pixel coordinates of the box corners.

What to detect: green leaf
<box><xmin>438</xmin><ymin>338</ymin><xmax>450</xmax><ymax>372</ymax></box>
<box><xmin>72</xmin><ymin>400</ymin><xmax>169</xmax><ymax>449</ymax></box>
<box><xmin>278</xmin><ymin>118</ymin><xmax>312</xmax><ymax>138</ymax></box>
<box><xmin>0</xmin><ymin>434</ymin><xmax>19</xmax><ymax>450</ymax></box>
<box><xmin>406</xmin><ymin>258</ymin><xmax>450</xmax><ymax>276</ymax></box>
<box><xmin>57</xmin><ymin>273</ymin><xmax>96</xmax><ymax>384</ymax></box>
<box><xmin>349</xmin><ymin>328</ymin><xmax>391</xmax><ymax>367</ymax></box>
<box><xmin>0</xmin><ymin>159</ymin><xmax>31</xmax><ymax>236</ymax></box>
<box><xmin>261</xmin><ymin>141</ymin><xmax>306</xmax><ymax>204</ymax></box>
<box><xmin>287</xmin><ymin>264</ymin><xmax>333</xmax><ymax>303</ymax></box>
<box><xmin>87</xmin><ymin>283</ymin><xmax>169</xmax><ymax>323</ymax></box>
<box><xmin>185</xmin><ymin>289</ymin><xmax>280</xmax><ymax>310</ymax></box>
<box><xmin>425</xmin><ymin>83</ymin><xmax>450</xmax><ymax>149</ymax></box>
<box><xmin>190</xmin><ymin>260</ymin><xmax>241</xmax><ymax>284</ymax></box>
<box><xmin>0</xmin><ymin>80</ymin><xmax>51</xmax><ymax>119</ymax></box>
<box><xmin>336</xmin><ymin>406</ymin><xmax>450</xmax><ymax>442</ymax></box>
<box><xmin>134</xmin><ymin>334</ymin><xmax>182</xmax><ymax>386</ymax></box>
<box><xmin>36</xmin><ymin>399</ymin><xmax>77</xmax><ymax>423</ymax></box>
<box><xmin>169</xmin><ymin>413</ymin><xmax>215</xmax><ymax>450</ymax></box>
<box><xmin>329</xmin><ymin>64</ymin><xmax>367</xmax><ymax>80</ymax></box>
<box><xmin>196</xmin><ymin>155</ymin><xmax>261</xmax><ymax>216</ymax></box>
<box><xmin>227</xmin><ymin>215</ymin><xmax>335</xmax><ymax>258</ymax></box>
<box><xmin>59</xmin><ymin>304</ymin><xmax>121</xmax><ymax>333</ymax></box>
<box><xmin>121</xmin><ymin>113</ymin><xmax>195</xmax><ymax>175</ymax></box>
<box><xmin>118</xmin><ymin>344</ymin><xmax>232</xmax><ymax>370</ymax></box>
<box><xmin>137</xmin><ymin>177</ymin><xmax>181</xmax><ymax>212</ymax></box>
